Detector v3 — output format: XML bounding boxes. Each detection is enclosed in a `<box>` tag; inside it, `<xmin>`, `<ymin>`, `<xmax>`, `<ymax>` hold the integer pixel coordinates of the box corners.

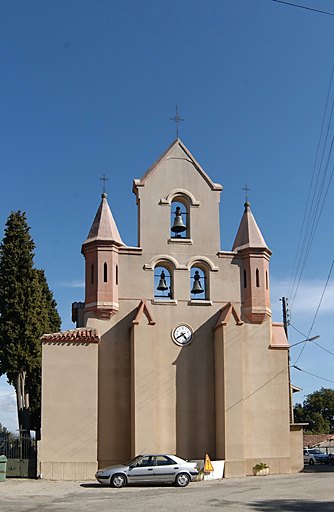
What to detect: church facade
<box><xmin>39</xmin><ymin>139</ymin><xmax>304</xmax><ymax>480</ymax></box>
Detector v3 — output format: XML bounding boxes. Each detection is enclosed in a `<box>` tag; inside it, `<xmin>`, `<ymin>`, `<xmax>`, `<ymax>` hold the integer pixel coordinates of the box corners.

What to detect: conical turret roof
<box><xmin>83</xmin><ymin>193</ymin><xmax>124</xmax><ymax>246</ymax></box>
<box><xmin>232</xmin><ymin>202</ymin><xmax>270</xmax><ymax>252</ymax></box>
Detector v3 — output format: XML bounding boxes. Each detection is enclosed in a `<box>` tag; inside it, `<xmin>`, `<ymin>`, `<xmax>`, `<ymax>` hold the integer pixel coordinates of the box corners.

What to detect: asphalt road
<box><xmin>0</xmin><ymin>467</ymin><xmax>334</xmax><ymax>512</ymax></box>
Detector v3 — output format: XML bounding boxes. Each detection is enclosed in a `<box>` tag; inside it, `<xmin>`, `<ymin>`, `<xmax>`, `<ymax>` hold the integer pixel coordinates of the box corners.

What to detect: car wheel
<box><xmin>111</xmin><ymin>474</ymin><xmax>127</xmax><ymax>488</ymax></box>
<box><xmin>309</xmin><ymin>458</ymin><xmax>315</xmax><ymax>465</ymax></box>
<box><xmin>175</xmin><ymin>472</ymin><xmax>190</xmax><ymax>487</ymax></box>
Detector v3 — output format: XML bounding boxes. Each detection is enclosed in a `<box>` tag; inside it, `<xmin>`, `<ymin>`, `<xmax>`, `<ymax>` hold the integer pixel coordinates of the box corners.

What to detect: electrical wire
<box><xmin>292</xmin><ymin>365</ymin><xmax>334</xmax><ymax>384</ymax></box>
<box><xmin>290</xmin><ymin>322</ymin><xmax>334</xmax><ymax>357</ymax></box>
<box><xmin>289</xmin><ymin>323</ymin><xmax>308</xmax><ymax>339</ymax></box>
<box><xmin>313</xmin><ymin>340</ymin><xmax>334</xmax><ymax>358</ymax></box>
<box><xmin>307</xmin><ymin>258</ymin><xmax>334</xmax><ymax>337</ymax></box>
<box><xmin>272</xmin><ymin>0</ymin><xmax>334</xmax><ymax>16</ymax></box>
<box><xmin>289</xmin><ymin>66</ymin><xmax>334</xmax><ymax>311</ymax></box>
<box><xmin>289</xmin><ymin>64</ymin><xmax>334</xmax><ymax>305</ymax></box>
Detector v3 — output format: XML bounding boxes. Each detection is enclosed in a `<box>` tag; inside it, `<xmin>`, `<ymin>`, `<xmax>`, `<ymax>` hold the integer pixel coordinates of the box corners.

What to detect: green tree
<box><xmin>28</xmin><ymin>269</ymin><xmax>61</xmax><ymax>431</ymax></box>
<box><xmin>294</xmin><ymin>387</ymin><xmax>334</xmax><ymax>434</ymax></box>
<box><xmin>0</xmin><ymin>211</ymin><xmax>61</xmax><ymax>434</ymax></box>
<box><xmin>0</xmin><ymin>422</ymin><xmax>12</xmax><ymax>437</ymax></box>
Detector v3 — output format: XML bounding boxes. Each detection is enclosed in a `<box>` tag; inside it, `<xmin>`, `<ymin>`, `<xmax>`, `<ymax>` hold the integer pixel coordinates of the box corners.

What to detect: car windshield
<box><xmin>124</xmin><ymin>456</ymin><xmax>143</xmax><ymax>466</ymax></box>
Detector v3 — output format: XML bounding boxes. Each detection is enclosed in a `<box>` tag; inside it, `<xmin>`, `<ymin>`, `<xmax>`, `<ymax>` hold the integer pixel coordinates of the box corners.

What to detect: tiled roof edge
<box><xmin>41</xmin><ymin>328</ymin><xmax>100</xmax><ymax>343</ymax></box>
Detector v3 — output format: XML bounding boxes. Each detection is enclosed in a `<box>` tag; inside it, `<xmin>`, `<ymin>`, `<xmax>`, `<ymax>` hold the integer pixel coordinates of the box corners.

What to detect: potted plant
<box><xmin>253</xmin><ymin>462</ymin><xmax>269</xmax><ymax>476</ymax></box>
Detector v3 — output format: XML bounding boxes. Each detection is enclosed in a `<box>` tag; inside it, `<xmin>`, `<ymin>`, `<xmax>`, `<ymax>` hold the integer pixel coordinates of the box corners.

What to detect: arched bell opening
<box><xmin>190</xmin><ymin>265</ymin><xmax>208</xmax><ymax>300</ymax></box>
<box><xmin>154</xmin><ymin>264</ymin><xmax>173</xmax><ymax>300</ymax></box>
<box><xmin>170</xmin><ymin>197</ymin><xmax>190</xmax><ymax>239</ymax></box>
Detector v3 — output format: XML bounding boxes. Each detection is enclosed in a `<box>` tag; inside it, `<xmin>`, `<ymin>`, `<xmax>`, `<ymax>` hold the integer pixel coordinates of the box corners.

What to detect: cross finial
<box><xmin>170</xmin><ymin>105</ymin><xmax>184</xmax><ymax>138</ymax></box>
<box><xmin>100</xmin><ymin>174</ymin><xmax>109</xmax><ymax>194</ymax></box>
<box><xmin>242</xmin><ymin>184</ymin><xmax>251</xmax><ymax>203</ymax></box>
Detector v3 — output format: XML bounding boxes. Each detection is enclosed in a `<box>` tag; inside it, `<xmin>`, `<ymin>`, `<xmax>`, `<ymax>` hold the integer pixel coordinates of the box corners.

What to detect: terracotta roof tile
<box><xmin>303</xmin><ymin>434</ymin><xmax>334</xmax><ymax>448</ymax></box>
<box><xmin>41</xmin><ymin>328</ymin><xmax>100</xmax><ymax>343</ymax></box>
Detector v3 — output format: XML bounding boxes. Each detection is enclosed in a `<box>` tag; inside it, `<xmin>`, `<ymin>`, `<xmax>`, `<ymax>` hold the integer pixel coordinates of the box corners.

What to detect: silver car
<box><xmin>95</xmin><ymin>454</ymin><xmax>198</xmax><ymax>488</ymax></box>
<box><xmin>303</xmin><ymin>448</ymin><xmax>329</xmax><ymax>465</ymax></box>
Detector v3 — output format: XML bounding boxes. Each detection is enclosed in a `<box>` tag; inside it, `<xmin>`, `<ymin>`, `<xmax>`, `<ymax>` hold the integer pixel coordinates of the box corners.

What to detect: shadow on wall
<box><xmin>98</xmin><ymin>308</ymin><xmax>139</xmax><ymax>463</ymax></box>
<box><xmin>173</xmin><ymin>312</ymin><xmax>221</xmax><ymax>460</ymax></box>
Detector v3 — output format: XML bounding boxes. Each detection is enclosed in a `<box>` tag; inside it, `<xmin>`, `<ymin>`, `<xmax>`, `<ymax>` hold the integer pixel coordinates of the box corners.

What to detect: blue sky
<box><xmin>1</xmin><ymin>0</ymin><xmax>334</xmax><ymax>432</ymax></box>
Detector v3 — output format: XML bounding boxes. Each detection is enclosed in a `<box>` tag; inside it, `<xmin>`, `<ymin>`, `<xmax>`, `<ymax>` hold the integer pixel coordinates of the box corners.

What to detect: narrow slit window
<box><xmin>104</xmin><ymin>262</ymin><xmax>108</xmax><ymax>283</ymax></box>
<box><xmin>116</xmin><ymin>265</ymin><xmax>118</xmax><ymax>285</ymax></box>
<box><xmin>265</xmin><ymin>271</ymin><xmax>268</xmax><ymax>290</ymax></box>
<box><xmin>243</xmin><ymin>269</ymin><xmax>247</xmax><ymax>288</ymax></box>
<box><xmin>256</xmin><ymin>268</ymin><xmax>260</xmax><ymax>288</ymax></box>
<box><xmin>91</xmin><ymin>264</ymin><xmax>94</xmax><ymax>285</ymax></box>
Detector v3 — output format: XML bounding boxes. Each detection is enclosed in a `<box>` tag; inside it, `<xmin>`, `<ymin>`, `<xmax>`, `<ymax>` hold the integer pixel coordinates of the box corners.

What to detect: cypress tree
<box><xmin>29</xmin><ymin>269</ymin><xmax>61</xmax><ymax>432</ymax></box>
<box><xmin>0</xmin><ymin>211</ymin><xmax>61</xmax><ymax>434</ymax></box>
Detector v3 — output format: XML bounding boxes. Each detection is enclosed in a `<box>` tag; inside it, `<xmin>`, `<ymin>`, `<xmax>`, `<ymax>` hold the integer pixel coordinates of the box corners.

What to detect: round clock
<box><xmin>172</xmin><ymin>324</ymin><xmax>193</xmax><ymax>346</ymax></box>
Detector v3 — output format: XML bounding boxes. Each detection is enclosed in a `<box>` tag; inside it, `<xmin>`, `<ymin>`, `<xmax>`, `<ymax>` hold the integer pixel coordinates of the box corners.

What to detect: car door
<box><xmin>127</xmin><ymin>455</ymin><xmax>155</xmax><ymax>483</ymax></box>
<box><xmin>153</xmin><ymin>455</ymin><xmax>178</xmax><ymax>483</ymax></box>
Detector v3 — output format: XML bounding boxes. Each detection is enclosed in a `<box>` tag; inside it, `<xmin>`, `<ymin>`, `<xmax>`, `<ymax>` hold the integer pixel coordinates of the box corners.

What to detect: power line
<box><xmin>307</xmin><ymin>258</ymin><xmax>334</xmax><ymax>336</ymax></box>
<box><xmin>288</xmin><ymin>323</ymin><xmax>311</xmax><ymax>365</ymax></box>
<box><xmin>289</xmin><ymin>323</ymin><xmax>307</xmax><ymax>338</ymax></box>
<box><xmin>289</xmin><ymin>64</ymin><xmax>334</xmax><ymax>310</ymax></box>
<box><xmin>272</xmin><ymin>0</ymin><xmax>334</xmax><ymax>16</ymax></box>
<box><xmin>289</xmin><ymin>64</ymin><xmax>334</xmax><ymax>304</ymax></box>
<box><xmin>292</xmin><ymin>365</ymin><xmax>334</xmax><ymax>384</ymax></box>
<box><xmin>289</xmin><ymin>322</ymin><xmax>334</xmax><ymax>362</ymax></box>
<box><xmin>313</xmin><ymin>340</ymin><xmax>334</xmax><ymax>358</ymax></box>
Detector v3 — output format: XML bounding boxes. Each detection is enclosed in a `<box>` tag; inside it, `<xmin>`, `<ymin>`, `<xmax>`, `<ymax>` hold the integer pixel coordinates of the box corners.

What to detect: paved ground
<box><xmin>0</xmin><ymin>466</ymin><xmax>334</xmax><ymax>512</ymax></box>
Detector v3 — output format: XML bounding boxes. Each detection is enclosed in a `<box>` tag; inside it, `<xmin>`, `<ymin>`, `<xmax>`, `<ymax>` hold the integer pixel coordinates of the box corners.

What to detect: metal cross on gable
<box><xmin>100</xmin><ymin>174</ymin><xmax>109</xmax><ymax>194</ymax></box>
<box><xmin>170</xmin><ymin>105</ymin><xmax>184</xmax><ymax>138</ymax></box>
<box><xmin>242</xmin><ymin>184</ymin><xmax>251</xmax><ymax>202</ymax></box>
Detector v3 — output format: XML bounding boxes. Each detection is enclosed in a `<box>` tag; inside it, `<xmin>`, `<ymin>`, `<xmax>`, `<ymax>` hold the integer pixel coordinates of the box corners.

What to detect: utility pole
<box><xmin>282</xmin><ymin>296</ymin><xmax>289</xmax><ymax>338</ymax></box>
<box><xmin>281</xmin><ymin>296</ymin><xmax>293</xmax><ymax>423</ymax></box>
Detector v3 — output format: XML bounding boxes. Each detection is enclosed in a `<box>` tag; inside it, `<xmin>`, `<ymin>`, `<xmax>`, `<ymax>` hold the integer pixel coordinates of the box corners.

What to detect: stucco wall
<box><xmin>39</xmin><ymin>342</ymin><xmax>99</xmax><ymax>480</ymax></box>
<box><xmin>290</xmin><ymin>425</ymin><xmax>304</xmax><ymax>473</ymax></box>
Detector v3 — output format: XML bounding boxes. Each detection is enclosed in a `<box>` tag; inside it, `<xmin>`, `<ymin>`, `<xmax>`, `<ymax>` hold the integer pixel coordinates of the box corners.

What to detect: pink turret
<box><xmin>233</xmin><ymin>202</ymin><xmax>271</xmax><ymax>323</ymax></box>
<box><xmin>81</xmin><ymin>193</ymin><xmax>124</xmax><ymax>319</ymax></box>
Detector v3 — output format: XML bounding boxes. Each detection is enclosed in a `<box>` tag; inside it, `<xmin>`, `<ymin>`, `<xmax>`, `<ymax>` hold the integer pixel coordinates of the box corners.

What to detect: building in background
<box><xmin>39</xmin><ymin>139</ymin><xmax>304</xmax><ymax>480</ymax></box>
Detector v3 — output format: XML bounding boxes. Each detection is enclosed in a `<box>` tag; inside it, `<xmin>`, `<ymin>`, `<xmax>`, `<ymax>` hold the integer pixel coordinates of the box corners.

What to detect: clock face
<box><xmin>172</xmin><ymin>324</ymin><xmax>193</xmax><ymax>346</ymax></box>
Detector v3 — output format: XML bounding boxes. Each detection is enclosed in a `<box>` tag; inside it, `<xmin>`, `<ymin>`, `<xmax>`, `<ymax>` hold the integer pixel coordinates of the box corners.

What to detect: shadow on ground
<box><xmin>302</xmin><ymin>463</ymin><xmax>334</xmax><ymax>473</ymax></box>
<box><xmin>249</xmin><ymin>500</ymin><xmax>334</xmax><ymax>511</ymax></box>
<box><xmin>80</xmin><ymin>483</ymin><xmax>102</xmax><ymax>488</ymax></box>
<box><xmin>80</xmin><ymin>482</ymin><xmax>172</xmax><ymax>489</ymax></box>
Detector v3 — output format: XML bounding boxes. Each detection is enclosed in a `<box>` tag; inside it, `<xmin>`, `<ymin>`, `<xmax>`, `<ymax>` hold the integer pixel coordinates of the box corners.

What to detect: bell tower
<box><xmin>81</xmin><ymin>192</ymin><xmax>124</xmax><ymax>320</ymax></box>
<box><xmin>233</xmin><ymin>202</ymin><xmax>271</xmax><ymax>323</ymax></box>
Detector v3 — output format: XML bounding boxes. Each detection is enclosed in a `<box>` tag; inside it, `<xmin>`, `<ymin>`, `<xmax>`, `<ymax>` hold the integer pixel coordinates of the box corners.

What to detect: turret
<box><xmin>81</xmin><ymin>193</ymin><xmax>124</xmax><ymax>319</ymax></box>
<box><xmin>233</xmin><ymin>202</ymin><xmax>271</xmax><ymax>323</ymax></box>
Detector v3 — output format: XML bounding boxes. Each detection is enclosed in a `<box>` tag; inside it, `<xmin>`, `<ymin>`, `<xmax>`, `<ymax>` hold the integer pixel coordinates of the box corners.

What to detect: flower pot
<box><xmin>253</xmin><ymin>467</ymin><xmax>269</xmax><ymax>476</ymax></box>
